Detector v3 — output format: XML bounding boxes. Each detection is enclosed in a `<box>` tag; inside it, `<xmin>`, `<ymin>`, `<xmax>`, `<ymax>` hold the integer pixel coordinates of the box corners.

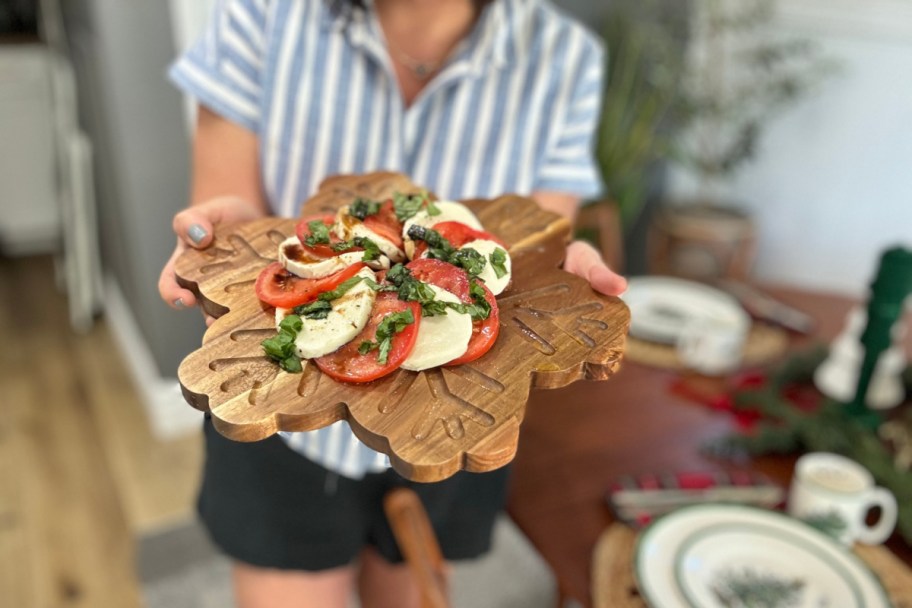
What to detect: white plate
<box><xmin>620</xmin><ymin>277</ymin><xmax>748</xmax><ymax>344</ymax></box>
<box><xmin>634</xmin><ymin>504</ymin><xmax>892</xmax><ymax>608</ymax></box>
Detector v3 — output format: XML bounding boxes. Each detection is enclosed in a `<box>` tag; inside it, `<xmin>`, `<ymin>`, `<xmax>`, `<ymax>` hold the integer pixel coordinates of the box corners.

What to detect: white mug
<box><xmin>676</xmin><ymin>316</ymin><xmax>748</xmax><ymax>375</ymax></box>
<box><xmin>787</xmin><ymin>452</ymin><xmax>898</xmax><ymax>545</ymax></box>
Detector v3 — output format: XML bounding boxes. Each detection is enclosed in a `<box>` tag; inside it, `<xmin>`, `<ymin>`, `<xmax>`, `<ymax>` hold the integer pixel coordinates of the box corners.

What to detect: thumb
<box><xmin>173</xmin><ymin>207</ymin><xmax>215</xmax><ymax>249</ymax></box>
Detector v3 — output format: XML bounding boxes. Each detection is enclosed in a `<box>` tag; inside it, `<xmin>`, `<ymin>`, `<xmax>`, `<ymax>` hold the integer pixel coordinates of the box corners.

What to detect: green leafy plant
<box><xmin>595</xmin><ymin>1</ymin><xmax>686</xmax><ymax>228</ymax></box>
<box><xmin>673</xmin><ymin>0</ymin><xmax>838</xmax><ymax>193</ymax></box>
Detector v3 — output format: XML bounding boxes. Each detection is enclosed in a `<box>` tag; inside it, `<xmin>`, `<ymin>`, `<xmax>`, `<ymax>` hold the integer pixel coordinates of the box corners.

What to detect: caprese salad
<box><xmin>256</xmin><ymin>192</ymin><xmax>512</xmax><ymax>384</ymax></box>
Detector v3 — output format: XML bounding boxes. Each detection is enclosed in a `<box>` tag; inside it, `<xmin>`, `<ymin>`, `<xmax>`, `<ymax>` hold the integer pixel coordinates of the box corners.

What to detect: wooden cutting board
<box><xmin>175</xmin><ymin>173</ymin><xmax>630</xmax><ymax>482</ymax></box>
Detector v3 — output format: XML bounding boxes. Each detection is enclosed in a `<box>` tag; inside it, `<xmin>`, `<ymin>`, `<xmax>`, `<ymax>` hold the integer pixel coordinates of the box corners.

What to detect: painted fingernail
<box><xmin>173</xmin><ymin>298</ymin><xmax>186</xmax><ymax>309</ymax></box>
<box><xmin>188</xmin><ymin>224</ymin><xmax>207</xmax><ymax>245</ymax></box>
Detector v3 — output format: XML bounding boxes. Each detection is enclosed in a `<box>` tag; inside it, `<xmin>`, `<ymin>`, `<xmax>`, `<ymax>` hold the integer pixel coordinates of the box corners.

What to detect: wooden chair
<box><xmin>383</xmin><ymin>488</ymin><xmax>451</xmax><ymax>608</ymax></box>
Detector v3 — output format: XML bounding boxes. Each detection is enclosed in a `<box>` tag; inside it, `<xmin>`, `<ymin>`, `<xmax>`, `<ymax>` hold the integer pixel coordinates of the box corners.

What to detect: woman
<box><xmin>159</xmin><ymin>0</ymin><xmax>626</xmax><ymax>606</ymax></box>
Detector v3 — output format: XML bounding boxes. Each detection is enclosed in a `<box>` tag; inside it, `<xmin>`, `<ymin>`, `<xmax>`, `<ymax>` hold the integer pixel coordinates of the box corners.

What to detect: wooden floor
<box><xmin>0</xmin><ymin>255</ymin><xmax>203</xmax><ymax>608</ymax></box>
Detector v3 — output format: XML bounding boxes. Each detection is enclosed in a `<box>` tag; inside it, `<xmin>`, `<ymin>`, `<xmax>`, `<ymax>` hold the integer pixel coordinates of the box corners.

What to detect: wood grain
<box><xmin>175</xmin><ymin>173</ymin><xmax>630</xmax><ymax>482</ymax></box>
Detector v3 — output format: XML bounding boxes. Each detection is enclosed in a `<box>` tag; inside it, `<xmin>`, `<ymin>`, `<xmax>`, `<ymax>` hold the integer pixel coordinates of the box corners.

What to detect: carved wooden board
<box><xmin>176</xmin><ymin>173</ymin><xmax>629</xmax><ymax>482</ymax></box>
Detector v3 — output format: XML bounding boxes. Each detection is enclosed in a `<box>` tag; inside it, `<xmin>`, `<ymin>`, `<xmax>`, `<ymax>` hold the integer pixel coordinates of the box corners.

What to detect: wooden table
<box><xmin>505</xmin><ymin>286</ymin><xmax>912</xmax><ymax>607</ymax></box>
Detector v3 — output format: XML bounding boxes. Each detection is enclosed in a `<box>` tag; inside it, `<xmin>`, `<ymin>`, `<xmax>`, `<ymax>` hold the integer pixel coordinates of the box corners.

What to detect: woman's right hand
<box><xmin>158</xmin><ymin>196</ymin><xmax>267</xmax><ymax>320</ymax></box>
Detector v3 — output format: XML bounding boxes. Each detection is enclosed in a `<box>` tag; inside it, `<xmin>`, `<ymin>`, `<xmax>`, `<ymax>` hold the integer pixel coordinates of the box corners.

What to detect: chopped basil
<box><xmin>262</xmin><ymin>314</ymin><xmax>304</xmax><ymax>372</ymax></box>
<box><xmin>303</xmin><ymin>220</ymin><xmax>331</xmax><ymax>247</ymax></box>
<box><xmin>292</xmin><ymin>299</ymin><xmax>333</xmax><ymax>319</ymax></box>
<box><xmin>316</xmin><ymin>275</ymin><xmax>366</xmax><ymax>301</ymax></box>
<box><xmin>358</xmin><ymin>309</ymin><xmax>415</xmax><ymax>364</ymax></box>
<box><xmin>349</xmin><ymin>197</ymin><xmax>382</xmax><ymax>220</ymax></box>
<box><xmin>331</xmin><ymin>236</ymin><xmax>381</xmax><ymax>262</ymax></box>
<box><xmin>467</xmin><ymin>279</ymin><xmax>492</xmax><ymax>321</ymax></box>
<box><xmin>392</xmin><ymin>191</ymin><xmax>431</xmax><ymax>222</ymax></box>
<box><xmin>426</xmin><ymin>197</ymin><xmax>441</xmax><ymax>216</ymax></box>
<box><xmin>449</xmin><ymin>248</ymin><xmax>487</xmax><ymax>278</ymax></box>
<box><xmin>489</xmin><ymin>247</ymin><xmax>508</xmax><ymax>279</ymax></box>
<box><xmin>406</xmin><ymin>225</ymin><xmax>487</xmax><ymax>278</ymax></box>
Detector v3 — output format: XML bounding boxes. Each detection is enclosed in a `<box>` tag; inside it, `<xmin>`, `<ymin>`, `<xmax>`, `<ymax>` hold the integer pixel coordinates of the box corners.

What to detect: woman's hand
<box><xmin>563</xmin><ymin>240</ymin><xmax>627</xmax><ymax>296</ymax></box>
<box><xmin>158</xmin><ymin>196</ymin><xmax>267</xmax><ymax>319</ymax></box>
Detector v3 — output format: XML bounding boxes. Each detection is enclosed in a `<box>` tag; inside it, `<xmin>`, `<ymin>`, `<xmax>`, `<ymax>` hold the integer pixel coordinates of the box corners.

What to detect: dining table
<box><xmin>505</xmin><ymin>284</ymin><xmax>912</xmax><ymax>608</ymax></box>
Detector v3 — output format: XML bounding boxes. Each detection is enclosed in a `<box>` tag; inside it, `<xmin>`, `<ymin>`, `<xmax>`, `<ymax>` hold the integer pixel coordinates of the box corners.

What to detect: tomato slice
<box><xmin>447</xmin><ymin>282</ymin><xmax>499</xmax><ymax>366</ymax></box>
<box><xmin>315</xmin><ymin>293</ymin><xmax>421</xmax><ymax>383</ymax></box>
<box><xmin>363</xmin><ymin>200</ymin><xmax>404</xmax><ymax>249</ymax></box>
<box><xmin>413</xmin><ymin>220</ymin><xmax>507</xmax><ymax>258</ymax></box>
<box><xmin>254</xmin><ymin>261</ymin><xmax>366</xmax><ymax>309</ymax></box>
<box><xmin>294</xmin><ymin>214</ymin><xmax>359</xmax><ymax>258</ymax></box>
<box><xmin>405</xmin><ymin>258</ymin><xmax>470</xmax><ymax>301</ymax></box>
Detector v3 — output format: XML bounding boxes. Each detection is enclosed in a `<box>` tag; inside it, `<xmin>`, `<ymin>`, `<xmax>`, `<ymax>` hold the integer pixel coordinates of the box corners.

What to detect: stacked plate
<box><xmin>634</xmin><ymin>504</ymin><xmax>891</xmax><ymax>607</ymax></box>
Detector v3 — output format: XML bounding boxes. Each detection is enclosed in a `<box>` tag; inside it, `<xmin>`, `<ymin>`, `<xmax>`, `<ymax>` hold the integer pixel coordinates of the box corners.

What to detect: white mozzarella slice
<box><xmin>400</xmin><ymin>285</ymin><xmax>473</xmax><ymax>371</ymax></box>
<box><xmin>278</xmin><ymin>236</ymin><xmax>365</xmax><ymax>279</ymax></box>
<box><xmin>334</xmin><ymin>206</ymin><xmax>406</xmax><ymax>262</ymax></box>
<box><xmin>460</xmin><ymin>238</ymin><xmax>512</xmax><ymax>296</ymax></box>
<box><xmin>402</xmin><ymin>201</ymin><xmax>483</xmax><ymax>259</ymax></box>
<box><xmin>275</xmin><ymin>268</ymin><xmax>377</xmax><ymax>359</ymax></box>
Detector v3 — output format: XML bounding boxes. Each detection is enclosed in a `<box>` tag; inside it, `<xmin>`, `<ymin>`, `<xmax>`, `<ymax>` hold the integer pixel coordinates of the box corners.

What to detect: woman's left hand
<box><xmin>563</xmin><ymin>240</ymin><xmax>627</xmax><ymax>296</ymax></box>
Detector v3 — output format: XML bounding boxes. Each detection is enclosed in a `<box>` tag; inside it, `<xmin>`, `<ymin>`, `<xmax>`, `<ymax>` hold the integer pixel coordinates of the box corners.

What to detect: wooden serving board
<box><xmin>176</xmin><ymin>173</ymin><xmax>630</xmax><ymax>482</ymax></box>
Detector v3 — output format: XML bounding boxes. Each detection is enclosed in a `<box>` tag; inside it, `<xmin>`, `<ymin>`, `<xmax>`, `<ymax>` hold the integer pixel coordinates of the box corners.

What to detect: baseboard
<box><xmin>104</xmin><ymin>276</ymin><xmax>202</xmax><ymax>441</ymax></box>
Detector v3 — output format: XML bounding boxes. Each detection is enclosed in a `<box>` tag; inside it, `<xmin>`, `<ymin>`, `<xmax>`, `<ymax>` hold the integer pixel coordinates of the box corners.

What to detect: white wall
<box><xmin>668</xmin><ymin>0</ymin><xmax>912</xmax><ymax>297</ymax></box>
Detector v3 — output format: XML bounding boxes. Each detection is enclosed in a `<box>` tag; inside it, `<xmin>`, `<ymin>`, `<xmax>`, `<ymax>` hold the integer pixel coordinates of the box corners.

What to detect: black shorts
<box><xmin>197</xmin><ymin>415</ymin><xmax>511</xmax><ymax>571</ymax></box>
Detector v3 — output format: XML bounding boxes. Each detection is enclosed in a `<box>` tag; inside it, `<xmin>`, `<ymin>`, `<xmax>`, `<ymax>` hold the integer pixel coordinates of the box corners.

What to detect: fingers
<box><xmin>158</xmin><ymin>240</ymin><xmax>199</xmax><ymax>310</ymax></box>
<box><xmin>565</xmin><ymin>240</ymin><xmax>628</xmax><ymax>297</ymax></box>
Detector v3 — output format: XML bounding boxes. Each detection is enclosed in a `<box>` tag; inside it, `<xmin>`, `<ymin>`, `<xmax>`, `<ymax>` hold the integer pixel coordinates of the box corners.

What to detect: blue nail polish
<box><xmin>173</xmin><ymin>298</ymin><xmax>186</xmax><ymax>309</ymax></box>
<box><xmin>188</xmin><ymin>224</ymin><xmax>208</xmax><ymax>245</ymax></box>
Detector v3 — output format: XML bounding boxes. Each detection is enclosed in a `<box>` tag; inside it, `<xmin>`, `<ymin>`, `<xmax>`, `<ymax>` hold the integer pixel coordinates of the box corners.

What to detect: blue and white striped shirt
<box><xmin>171</xmin><ymin>0</ymin><xmax>604</xmax><ymax>478</ymax></box>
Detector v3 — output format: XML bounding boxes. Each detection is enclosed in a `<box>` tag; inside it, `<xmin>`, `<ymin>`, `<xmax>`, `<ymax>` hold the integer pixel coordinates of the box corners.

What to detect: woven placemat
<box><xmin>625</xmin><ymin>323</ymin><xmax>788</xmax><ymax>372</ymax></box>
<box><xmin>592</xmin><ymin>523</ymin><xmax>912</xmax><ymax>608</ymax></box>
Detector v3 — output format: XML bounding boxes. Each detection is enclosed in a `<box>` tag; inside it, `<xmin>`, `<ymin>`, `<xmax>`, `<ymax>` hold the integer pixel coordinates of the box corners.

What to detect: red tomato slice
<box><xmin>315</xmin><ymin>294</ymin><xmax>421</xmax><ymax>383</ymax></box>
<box><xmin>363</xmin><ymin>200</ymin><xmax>404</xmax><ymax>249</ymax></box>
<box><xmin>294</xmin><ymin>214</ymin><xmax>359</xmax><ymax>258</ymax></box>
<box><xmin>406</xmin><ymin>258</ymin><xmax>470</xmax><ymax>301</ymax></box>
<box><xmin>447</xmin><ymin>282</ymin><xmax>500</xmax><ymax>366</ymax></box>
<box><xmin>413</xmin><ymin>221</ymin><xmax>507</xmax><ymax>258</ymax></box>
<box><xmin>254</xmin><ymin>261</ymin><xmax>365</xmax><ymax>309</ymax></box>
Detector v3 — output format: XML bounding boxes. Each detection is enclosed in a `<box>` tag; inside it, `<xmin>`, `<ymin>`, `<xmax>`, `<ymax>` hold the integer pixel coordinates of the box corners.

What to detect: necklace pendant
<box><xmin>414</xmin><ymin>64</ymin><xmax>431</xmax><ymax>79</ymax></box>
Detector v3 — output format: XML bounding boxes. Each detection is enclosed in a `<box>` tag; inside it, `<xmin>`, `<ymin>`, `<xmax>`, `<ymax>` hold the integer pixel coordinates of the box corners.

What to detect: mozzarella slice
<box><xmin>402</xmin><ymin>201</ymin><xmax>483</xmax><ymax>259</ymax></box>
<box><xmin>401</xmin><ymin>285</ymin><xmax>473</xmax><ymax>371</ymax></box>
<box><xmin>275</xmin><ymin>267</ymin><xmax>377</xmax><ymax>359</ymax></box>
<box><xmin>460</xmin><ymin>239</ymin><xmax>512</xmax><ymax>296</ymax></box>
<box><xmin>334</xmin><ymin>206</ymin><xmax>406</xmax><ymax>262</ymax></box>
<box><xmin>278</xmin><ymin>236</ymin><xmax>365</xmax><ymax>279</ymax></box>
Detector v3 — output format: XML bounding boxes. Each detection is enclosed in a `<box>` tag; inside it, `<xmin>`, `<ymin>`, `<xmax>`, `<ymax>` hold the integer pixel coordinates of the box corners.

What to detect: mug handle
<box><xmin>857</xmin><ymin>486</ymin><xmax>898</xmax><ymax>545</ymax></box>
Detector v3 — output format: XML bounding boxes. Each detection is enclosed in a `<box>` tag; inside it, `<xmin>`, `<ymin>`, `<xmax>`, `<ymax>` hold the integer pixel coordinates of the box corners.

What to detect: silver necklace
<box><xmin>390</xmin><ymin>45</ymin><xmax>444</xmax><ymax>80</ymax></box>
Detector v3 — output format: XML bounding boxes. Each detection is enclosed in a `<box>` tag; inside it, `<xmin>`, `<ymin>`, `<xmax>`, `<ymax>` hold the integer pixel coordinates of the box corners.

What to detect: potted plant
<box><xmin>648</xmin><ymin>0</ymin><xmax>837</xmax><ymax>281</ymax></box>
<box><xmin>577</xmin><ymin>0</ymin><xmax>688</xmax><ymax>273</ymax></box>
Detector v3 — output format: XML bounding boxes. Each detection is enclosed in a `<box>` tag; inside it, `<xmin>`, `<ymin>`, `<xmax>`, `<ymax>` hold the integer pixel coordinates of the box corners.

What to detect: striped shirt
<box><xmin>170</xmin><ymin>0</ymin><xmax>604</xmax><ymax>478</ymax></box>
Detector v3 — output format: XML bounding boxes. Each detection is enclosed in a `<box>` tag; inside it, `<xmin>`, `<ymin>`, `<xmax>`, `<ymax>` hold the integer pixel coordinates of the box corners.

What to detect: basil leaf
<box><xmin>359</xmin><ymin>309</ymin><xmax>415</xmax><ymax>364</ymax></box>
<box><xmin>449</xmin><ymin>248</ymin><xmax>486</xmax><ymax>278</ymax></box>
<box><xmin>489</xmin><ymin>247</ymin><xmax>508</xmax><ymax>279</ymax></box>
<box><xmin>426</xmin><ymin>197</ymin><xmax>441</xmax><ymax>216</ymax></box>
<box><xmin>392</xmin><ymin>191</ymin><xmax>429</xmax><ymax>222</ymax></box>
<box><xmin>317</xmin><ymin>276</ymin><xmax>365</xmax><ymax>301</ymax></box>
<box><xmin>331</xmin><ymin>236</ymin><xmax>381</xmax><ymax>262</ymax></box>
<box><xmin>303</xmin><ymin>220</ymin><xmax>330</xmax><ymax>247</ymax></box>
<box><xmin>350</xmin><ymin>198</ymin><xmax>382</xmax><ymax>220</ymax></box>
<box><xmin>281</xmin><ymin>356</ymin><xmax>303</xmax><ymax>373</ymax></box>
<box><xmin>278</xmin><ymin>314</ymin><xmax>303</xmax><ymax>333</ymax></box>
<box><xmin>293</xmin><ymin>299</ymin><xmax>333</xmax><ymax>319</ymax></box>
<box><xmin>262</xmin><ymin>314</ymin><xmax>304</xmax><ymax>373</ymax></box>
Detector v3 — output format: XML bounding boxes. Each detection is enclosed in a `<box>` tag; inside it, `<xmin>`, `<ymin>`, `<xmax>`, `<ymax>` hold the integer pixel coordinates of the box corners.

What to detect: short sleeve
<box><xmin>534</xmin><ymin>38</ymin><xmax>605</xmax><ymax>200</ymax></box>
<box><xmin>168</xmin><ymin>0</ymin><xmax>267</xmax><ymax>132</ymax></box>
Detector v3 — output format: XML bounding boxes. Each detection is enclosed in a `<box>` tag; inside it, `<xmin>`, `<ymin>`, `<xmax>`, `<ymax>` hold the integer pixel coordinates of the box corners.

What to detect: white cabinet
<box><xmin>0</xmin><ymin>44</ymin><xmax>59</xmax><ymax>254</ymax></box>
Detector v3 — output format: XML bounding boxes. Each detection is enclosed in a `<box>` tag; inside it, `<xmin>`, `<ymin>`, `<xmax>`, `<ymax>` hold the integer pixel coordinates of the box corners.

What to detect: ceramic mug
<box><xmin>675</xmin><ymin>316</ymin><xmax>748</xmax><ymax>375</ymax></box>
<box><xmin>787</xmin><ymin>452</ymin><xmax>898</xmax><ymax>545</ymax></box>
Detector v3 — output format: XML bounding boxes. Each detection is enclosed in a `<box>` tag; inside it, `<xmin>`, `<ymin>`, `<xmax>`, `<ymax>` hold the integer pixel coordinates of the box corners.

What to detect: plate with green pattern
<box><xmin>634</xmin><ymin>504</ymin><xmax>892</xmax><ymax>608</ymax></box>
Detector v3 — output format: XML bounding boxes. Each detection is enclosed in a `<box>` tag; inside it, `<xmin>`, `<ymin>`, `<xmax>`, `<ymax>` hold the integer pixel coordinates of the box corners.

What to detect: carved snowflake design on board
<box><xmin>176</xmin><ymin>173</ymin><xmax>629</xmax><ymax>481</ymax></box>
